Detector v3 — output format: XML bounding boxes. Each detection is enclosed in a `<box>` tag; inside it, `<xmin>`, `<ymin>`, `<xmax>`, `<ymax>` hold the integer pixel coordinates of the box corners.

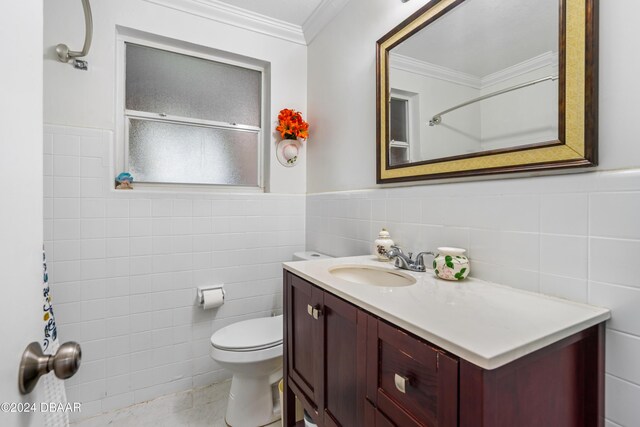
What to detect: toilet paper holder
<box><xmin>197</xmin><ymin>285</ymin><xmax>225</xmax><ymax>305</ymax></box>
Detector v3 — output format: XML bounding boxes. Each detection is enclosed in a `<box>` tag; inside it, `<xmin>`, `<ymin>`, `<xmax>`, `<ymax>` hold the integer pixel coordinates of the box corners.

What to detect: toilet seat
<box><xmin>210</xmin><ymin>342</ymin><xmax>282</xmax><ymax>365</ymax></box>
<box><xmin>211</xmin><ymin>315</ymin><xmax>283</xmax><ymax>352</ymax></box>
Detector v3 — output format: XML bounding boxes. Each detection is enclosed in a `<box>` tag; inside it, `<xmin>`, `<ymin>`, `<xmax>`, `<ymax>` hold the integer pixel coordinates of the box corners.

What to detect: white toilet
<box><xmin>292</xmin><ymin>251</ymin><xmax>331</xmax><ymax>262</ymax></box>
<box><xmin>210</xmin><ymin>251</ymin><xmax>331</xmax><ymax>426</ymax></box>
<box><xmin>210</xmin><ymin>315</ymin><xmax>283</xmax><ymax>426</ymax></box>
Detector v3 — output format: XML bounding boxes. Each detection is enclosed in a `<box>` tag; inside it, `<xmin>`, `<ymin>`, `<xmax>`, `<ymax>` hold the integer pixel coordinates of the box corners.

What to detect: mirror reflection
<box><xmin>388</xmin><ymin>0</ymin><xmax>559</xmax><ymax>165</ymax></box>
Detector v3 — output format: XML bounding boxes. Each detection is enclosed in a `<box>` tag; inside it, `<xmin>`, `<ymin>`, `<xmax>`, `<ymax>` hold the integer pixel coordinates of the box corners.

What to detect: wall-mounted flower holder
<box><xmin>276</xmin><ymin>139</ymin><xmax>302</xmax><ymax>167</ymax></box>
<box><xmin>275</xmin><ymin>108</ymin><xmax>308</xmax><ymax>168</ymax></box>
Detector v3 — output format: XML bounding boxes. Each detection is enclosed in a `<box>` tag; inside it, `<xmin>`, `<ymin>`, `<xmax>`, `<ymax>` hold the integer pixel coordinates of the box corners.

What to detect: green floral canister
<box><xmin>433</xmin><ymin>247</ymin><xmax>470</xmax><ymax>281</ymax></box>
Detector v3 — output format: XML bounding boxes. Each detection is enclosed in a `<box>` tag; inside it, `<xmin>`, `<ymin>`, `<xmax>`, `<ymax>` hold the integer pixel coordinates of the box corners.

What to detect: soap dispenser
<box><xmin>374</xmin><ymin>228</ymin><xmax>395</xmax><ymax>261</ymax></box>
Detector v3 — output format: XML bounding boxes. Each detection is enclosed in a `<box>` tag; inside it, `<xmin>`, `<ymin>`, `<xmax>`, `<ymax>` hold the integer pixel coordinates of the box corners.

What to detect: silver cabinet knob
<box><xmin>394</xmin><ymin>373</ymin><xmax>409</xmax><ymax>394</ymax></box>
<box><xmin>19</xmin><ymin>341</ymin><xmax>81</xmax><ymax>394</ymax></box>
<box><xmin>307</xmin><ymin>304</ymin><xmax>323</xmax><ymax>319</ymax></box>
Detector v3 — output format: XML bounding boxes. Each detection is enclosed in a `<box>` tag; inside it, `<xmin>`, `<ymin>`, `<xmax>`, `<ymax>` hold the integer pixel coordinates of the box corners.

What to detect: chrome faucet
<box><xmin>387</xmin><ymin>245</ymin><xmax>434</xmax><ymax>272</ymax></box>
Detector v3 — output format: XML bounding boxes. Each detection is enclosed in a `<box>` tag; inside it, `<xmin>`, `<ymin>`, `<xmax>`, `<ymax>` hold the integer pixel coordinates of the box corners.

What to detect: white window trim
<box><xmin>115</xmin><ymin>31</ymin><xmax>268</xmax><ymax>192</ymax></box>
<box><xmin>390</xmin><ymin>89</ymin><xmax>421</xmax><ymax>163</ymax></box>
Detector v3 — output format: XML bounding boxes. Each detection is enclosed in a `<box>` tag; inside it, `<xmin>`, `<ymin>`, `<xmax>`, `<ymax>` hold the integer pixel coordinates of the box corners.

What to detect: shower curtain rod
<box><xmin>428</xmin><ymin>75</ymin><xmax>559</xmax><ymax>126</ymax></box>
<box><xmin>56</xmin><ymin>0</ymin><xmax>93</xmax><ymax>70</ymax></box>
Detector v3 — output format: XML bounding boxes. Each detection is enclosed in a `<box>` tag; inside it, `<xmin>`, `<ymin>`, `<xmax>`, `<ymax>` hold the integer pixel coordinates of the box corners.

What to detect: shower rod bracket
<box><xmin>72</xmin><ymin>59</ymin><xmax>89</xmax><ymax>71</ymax></box>
<box><xmin>56</xmin><ymin>0</ymin><xmax>93</xmax><ymax>70</ymax></box>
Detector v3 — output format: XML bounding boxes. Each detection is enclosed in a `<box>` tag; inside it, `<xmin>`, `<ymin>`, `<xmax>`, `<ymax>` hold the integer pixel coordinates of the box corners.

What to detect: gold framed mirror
<box><xmin>377</xmin><ymin>0</ymin><xmax>598</xmax><ymax>183</ymax></box>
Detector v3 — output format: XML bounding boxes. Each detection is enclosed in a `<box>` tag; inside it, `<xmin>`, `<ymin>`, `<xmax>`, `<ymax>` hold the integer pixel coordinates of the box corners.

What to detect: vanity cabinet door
<box><xmin>285</xmin><ymin>273</ymin><xmax>324</xmax><ymax>413</ymax></box>
<box><xmin>321</xmin><ymin>292</ymin><xmax>367</xmax><ymax>427</ymax></box>
<box><xmin>284</xmin><ymin>272</ymin><xmax>368</xmax><ymax>427</ymax></box>
<box><xmin>367</xmin><ymin>319</ymin><xmax>458</xmax><ymax>427</ymax></box>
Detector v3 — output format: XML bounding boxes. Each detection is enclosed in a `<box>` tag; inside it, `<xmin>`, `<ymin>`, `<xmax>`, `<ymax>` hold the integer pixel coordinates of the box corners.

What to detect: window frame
<box><xmin>389</xmin><ymin>96</ymin><xmax>410</xmax><ymax>146</ymax></box>
<box><xmin>388</xmin><ymin>89</ymin><xmax>420</xmax><ymax>164</ymax></box>
<box><xmin>116</xmin><ymin>32</ymin><xmax>267</xmax><ymax>192</ymax></box>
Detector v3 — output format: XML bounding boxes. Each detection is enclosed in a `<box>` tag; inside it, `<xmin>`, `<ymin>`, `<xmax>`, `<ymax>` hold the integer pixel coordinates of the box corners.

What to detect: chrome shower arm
<box><xmin>56</xmin><ymin>0</ymin><xmax>93</xmax><ymax>62</ymax></box>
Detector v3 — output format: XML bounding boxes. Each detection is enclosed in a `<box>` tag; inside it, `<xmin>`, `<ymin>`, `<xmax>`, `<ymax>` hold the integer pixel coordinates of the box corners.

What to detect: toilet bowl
<box><xmin>210</xmin><ymin>315</ymin><xmax>283</xmax><ymax>427</ymax></box>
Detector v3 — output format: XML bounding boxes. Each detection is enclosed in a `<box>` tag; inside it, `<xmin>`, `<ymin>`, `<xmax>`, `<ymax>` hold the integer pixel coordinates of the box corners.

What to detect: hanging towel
<box><xmin>41</xmin><ymin>250</ymin><xmax>70</xmax><ymax>427</ymax></box>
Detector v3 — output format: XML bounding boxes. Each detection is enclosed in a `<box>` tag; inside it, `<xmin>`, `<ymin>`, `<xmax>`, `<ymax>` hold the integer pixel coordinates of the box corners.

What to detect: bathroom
<box><xmin>0</xmin><ymin>0</ymin><xmax>638</xmax><ymax>426</ymax></box>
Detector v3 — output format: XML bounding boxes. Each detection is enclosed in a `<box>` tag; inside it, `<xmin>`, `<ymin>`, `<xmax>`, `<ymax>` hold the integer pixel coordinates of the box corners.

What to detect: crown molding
<box><xmin>142</xmin><ymin>0</ymin><xmax>307</xmax><ymax>45</ymax></box>
<box><xmin>389</xmin><ymin>53</ymin><xmax>482</xmax><ymax>89</ymax></box>
<box><xmin>142</xmin><ymin>0</ymin><xmax>352</xmax><ymax>46</ymax></box>
<box><xmin>390</xmin><ymin>51</ymin><xmax>560</xmax><ymax>90</ymax></box>
<box><xmin>302</xmin><ymin>0</ymin><xmax>351</xmax><ymax>44</ymax></box>
<box><xmin>481</xmin><ymin>51</ymin><xmax>559</xmax><ymax>87</ymax></box>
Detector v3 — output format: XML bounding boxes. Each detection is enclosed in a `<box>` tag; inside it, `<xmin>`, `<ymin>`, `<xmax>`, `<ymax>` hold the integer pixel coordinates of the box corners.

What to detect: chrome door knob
<box><xmin>19</xmin><ymin>341</ymin><xmax>81</xmax><ymax>394</ymax></box>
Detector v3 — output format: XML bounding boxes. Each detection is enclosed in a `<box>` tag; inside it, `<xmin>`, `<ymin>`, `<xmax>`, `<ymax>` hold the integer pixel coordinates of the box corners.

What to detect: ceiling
<box><xmin>214</xmin><ymin>0</ymin><xmax>326</xmax><ymax>26</ymax></box>
<box><xmin>393</xmin><ymin>0</ymin><xmax>558</xmax><ymax>77</ymax></box>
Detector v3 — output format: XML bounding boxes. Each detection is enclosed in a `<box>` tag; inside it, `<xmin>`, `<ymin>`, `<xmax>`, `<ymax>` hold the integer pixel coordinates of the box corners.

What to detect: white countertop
<box><xmin>283</xmin><ymin>255</ymin><xmax>610</xmax><ymax>370</ymax></box>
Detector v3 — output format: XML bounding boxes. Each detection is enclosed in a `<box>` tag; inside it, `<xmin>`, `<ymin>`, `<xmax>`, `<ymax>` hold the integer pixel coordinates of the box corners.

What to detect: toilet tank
<box><xmin>293</xmin><ymin>251</ymin><xmax>332</xmax><ymax>261</ymax></box>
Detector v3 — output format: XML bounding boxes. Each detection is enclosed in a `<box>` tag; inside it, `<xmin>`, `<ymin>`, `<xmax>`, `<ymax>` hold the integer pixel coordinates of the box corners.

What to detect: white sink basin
<box><xmin>329</xmin><ymin>265</ymin><xmax>416</xmax><ymax>287</ymax></box>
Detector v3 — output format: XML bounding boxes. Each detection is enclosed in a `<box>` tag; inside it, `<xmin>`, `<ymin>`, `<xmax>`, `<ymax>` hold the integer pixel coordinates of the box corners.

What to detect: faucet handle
<box><xmin>414</xmin><ymin>251</ymin><xmax>435</xmax><ymax>268</ymax></box>
<box><xmin>390</xmin><ymin>245</ymin><xmax>413</xmax><ymax>260</ymax></box>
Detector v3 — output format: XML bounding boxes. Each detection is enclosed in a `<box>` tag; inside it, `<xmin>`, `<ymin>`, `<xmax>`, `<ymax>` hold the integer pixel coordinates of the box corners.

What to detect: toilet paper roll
<box><xmin>202</xmin><ymin>288</ymin><xmax>224</xmax><ymax>309</ymax></box>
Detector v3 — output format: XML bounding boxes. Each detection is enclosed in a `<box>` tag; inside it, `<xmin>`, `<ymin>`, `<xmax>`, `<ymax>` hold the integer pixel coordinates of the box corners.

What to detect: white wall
<box><xmin>307</xmin><ymin>1</ymin><xmax>640</xmax><ymax>425</ymax></box>
<box><xmin>390</xmin><ymin>66</ymin><xmax>481</xmax><ymax>159</ymax></box>
<box><xmin>307</xmin><ymin>0</ymin><xmax>640</xmax><ymax>193</ymax></box>
<box><xmin>44</xmin><ymin>0</ymin><xmax>307</xmax><ymax>194</ymax></box>
<box><xmin>389</xmin><ymin>57</ymin><xmax>557</xmax><ymax>158</ymax></box>
<box><xmin>307</xmin><ymin>0</ymin><xmax>434</xmax><ymax>193</ymax></box>
<box><xmin>0</xmin><ymin>1</ymin><xmax>45</xmax><ymax>426</ymax></box>
<box><xmin>44</xmin><ymin>125</ymin><xmax>305</xmax><ymax>420</ymax></box>
<box><xmin>43</xmin><ymin>0</ymin><xmax>308</xmax><ymax>419</ymax></box>
<box><xmin>479</xmin><ymin>65</ymin><xmax>558</xmax><ymax>150</ymax></box>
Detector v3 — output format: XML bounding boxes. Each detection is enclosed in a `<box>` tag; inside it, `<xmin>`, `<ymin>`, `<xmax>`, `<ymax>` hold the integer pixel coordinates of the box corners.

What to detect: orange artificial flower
<box><xmin>276</xmin><ymin>108</ymin><xmax>309</xmax><ymax>140</ymax></box>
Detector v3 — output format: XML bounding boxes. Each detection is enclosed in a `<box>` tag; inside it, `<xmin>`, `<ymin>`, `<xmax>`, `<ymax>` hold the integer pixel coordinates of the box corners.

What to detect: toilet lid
<box><xmin>210</xmin><ymin>315</ymin><xmax>283</xmax><ymax>351</ymax></box>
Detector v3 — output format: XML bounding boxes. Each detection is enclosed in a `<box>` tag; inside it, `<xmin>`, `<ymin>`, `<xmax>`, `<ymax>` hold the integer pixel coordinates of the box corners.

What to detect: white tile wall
<box><xmin>306</xmin><ymin>170</ymin><xmax>640</xmax><ymax>426</ymax></box>
<box><xmin>44</xmin><ymin>125</ymin><xmax>305</xmax><ymax>420</ymax></box>
<box><xmin>45</xmin><ymin>124</ymin><xmax>640</xmax><ymax>425</ymax></box>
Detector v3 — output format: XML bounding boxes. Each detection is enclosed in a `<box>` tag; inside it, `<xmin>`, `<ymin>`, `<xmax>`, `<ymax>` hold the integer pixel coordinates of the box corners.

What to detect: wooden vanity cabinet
<box><xmin>283</xmin><ymin>272</ymin><xmax>368</xmax><ymax>427</ymax></box>
<box><xmin>458</xmin><ymin>326</ymin><xmax>605</xmax><ymax>427</ymax></box>
<box><xmin>364</xmin><ymin>399</ymin><xmax>405</xmax><ymax>427</ymax></box>
<box><xmin>283</xmin><ymin>271</ymin><xmax>605</xmax><ymax>427</ymax></box>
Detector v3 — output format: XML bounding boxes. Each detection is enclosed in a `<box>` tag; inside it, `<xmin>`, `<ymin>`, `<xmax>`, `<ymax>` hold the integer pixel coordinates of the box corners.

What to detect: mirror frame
<box><xmin>377</xmin><ymin>0</ymin><xmax>598</xmax><ymax>183</ymax></box>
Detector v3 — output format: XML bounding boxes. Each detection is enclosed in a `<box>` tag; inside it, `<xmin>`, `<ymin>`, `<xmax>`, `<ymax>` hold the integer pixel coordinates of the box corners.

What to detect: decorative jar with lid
<box><xmin>374</xmin><ymin>229</ymin><xmax>395</xmax><ymax>261</ymax></box>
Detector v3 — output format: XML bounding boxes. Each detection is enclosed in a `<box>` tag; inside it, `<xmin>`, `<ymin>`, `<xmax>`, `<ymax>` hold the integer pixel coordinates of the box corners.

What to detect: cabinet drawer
<box><xmin>367</xmin><ymin>319</ymin><xmax>458</xmax><ymax>427</ymax></box>
<box><xmin>365</xmin><ymin>399</ymin><xmax>403</xmax><ymax>427</ymax></box>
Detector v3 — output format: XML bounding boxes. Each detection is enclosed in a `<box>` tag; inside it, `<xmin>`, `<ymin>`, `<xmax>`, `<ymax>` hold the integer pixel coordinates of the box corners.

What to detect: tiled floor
<box><xmin>71</xmin><ymin>381</ymin><xmax>281</xmax><ymax>427</ymax></box>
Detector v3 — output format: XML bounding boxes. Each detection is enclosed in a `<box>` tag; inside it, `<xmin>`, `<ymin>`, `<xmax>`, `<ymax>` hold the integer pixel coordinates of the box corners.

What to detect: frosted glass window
<box><xmin>128</xmin><ymin>119</ymin><xmax>258</xmax><ymax>186</ymax></box>
<box><xmin>126</xmin><ymin>44</ymin><xmax>261</xmax><ymax>126</ymax></box>
<box><xmin>123</xmin><ymin>42</ymin><xmax>264</xmax><ymax>187</ymax></box>
<box><xmin>390</xmin><ymin>98</ymin><xmax>408</xmax><ymax>143</ymax></box>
